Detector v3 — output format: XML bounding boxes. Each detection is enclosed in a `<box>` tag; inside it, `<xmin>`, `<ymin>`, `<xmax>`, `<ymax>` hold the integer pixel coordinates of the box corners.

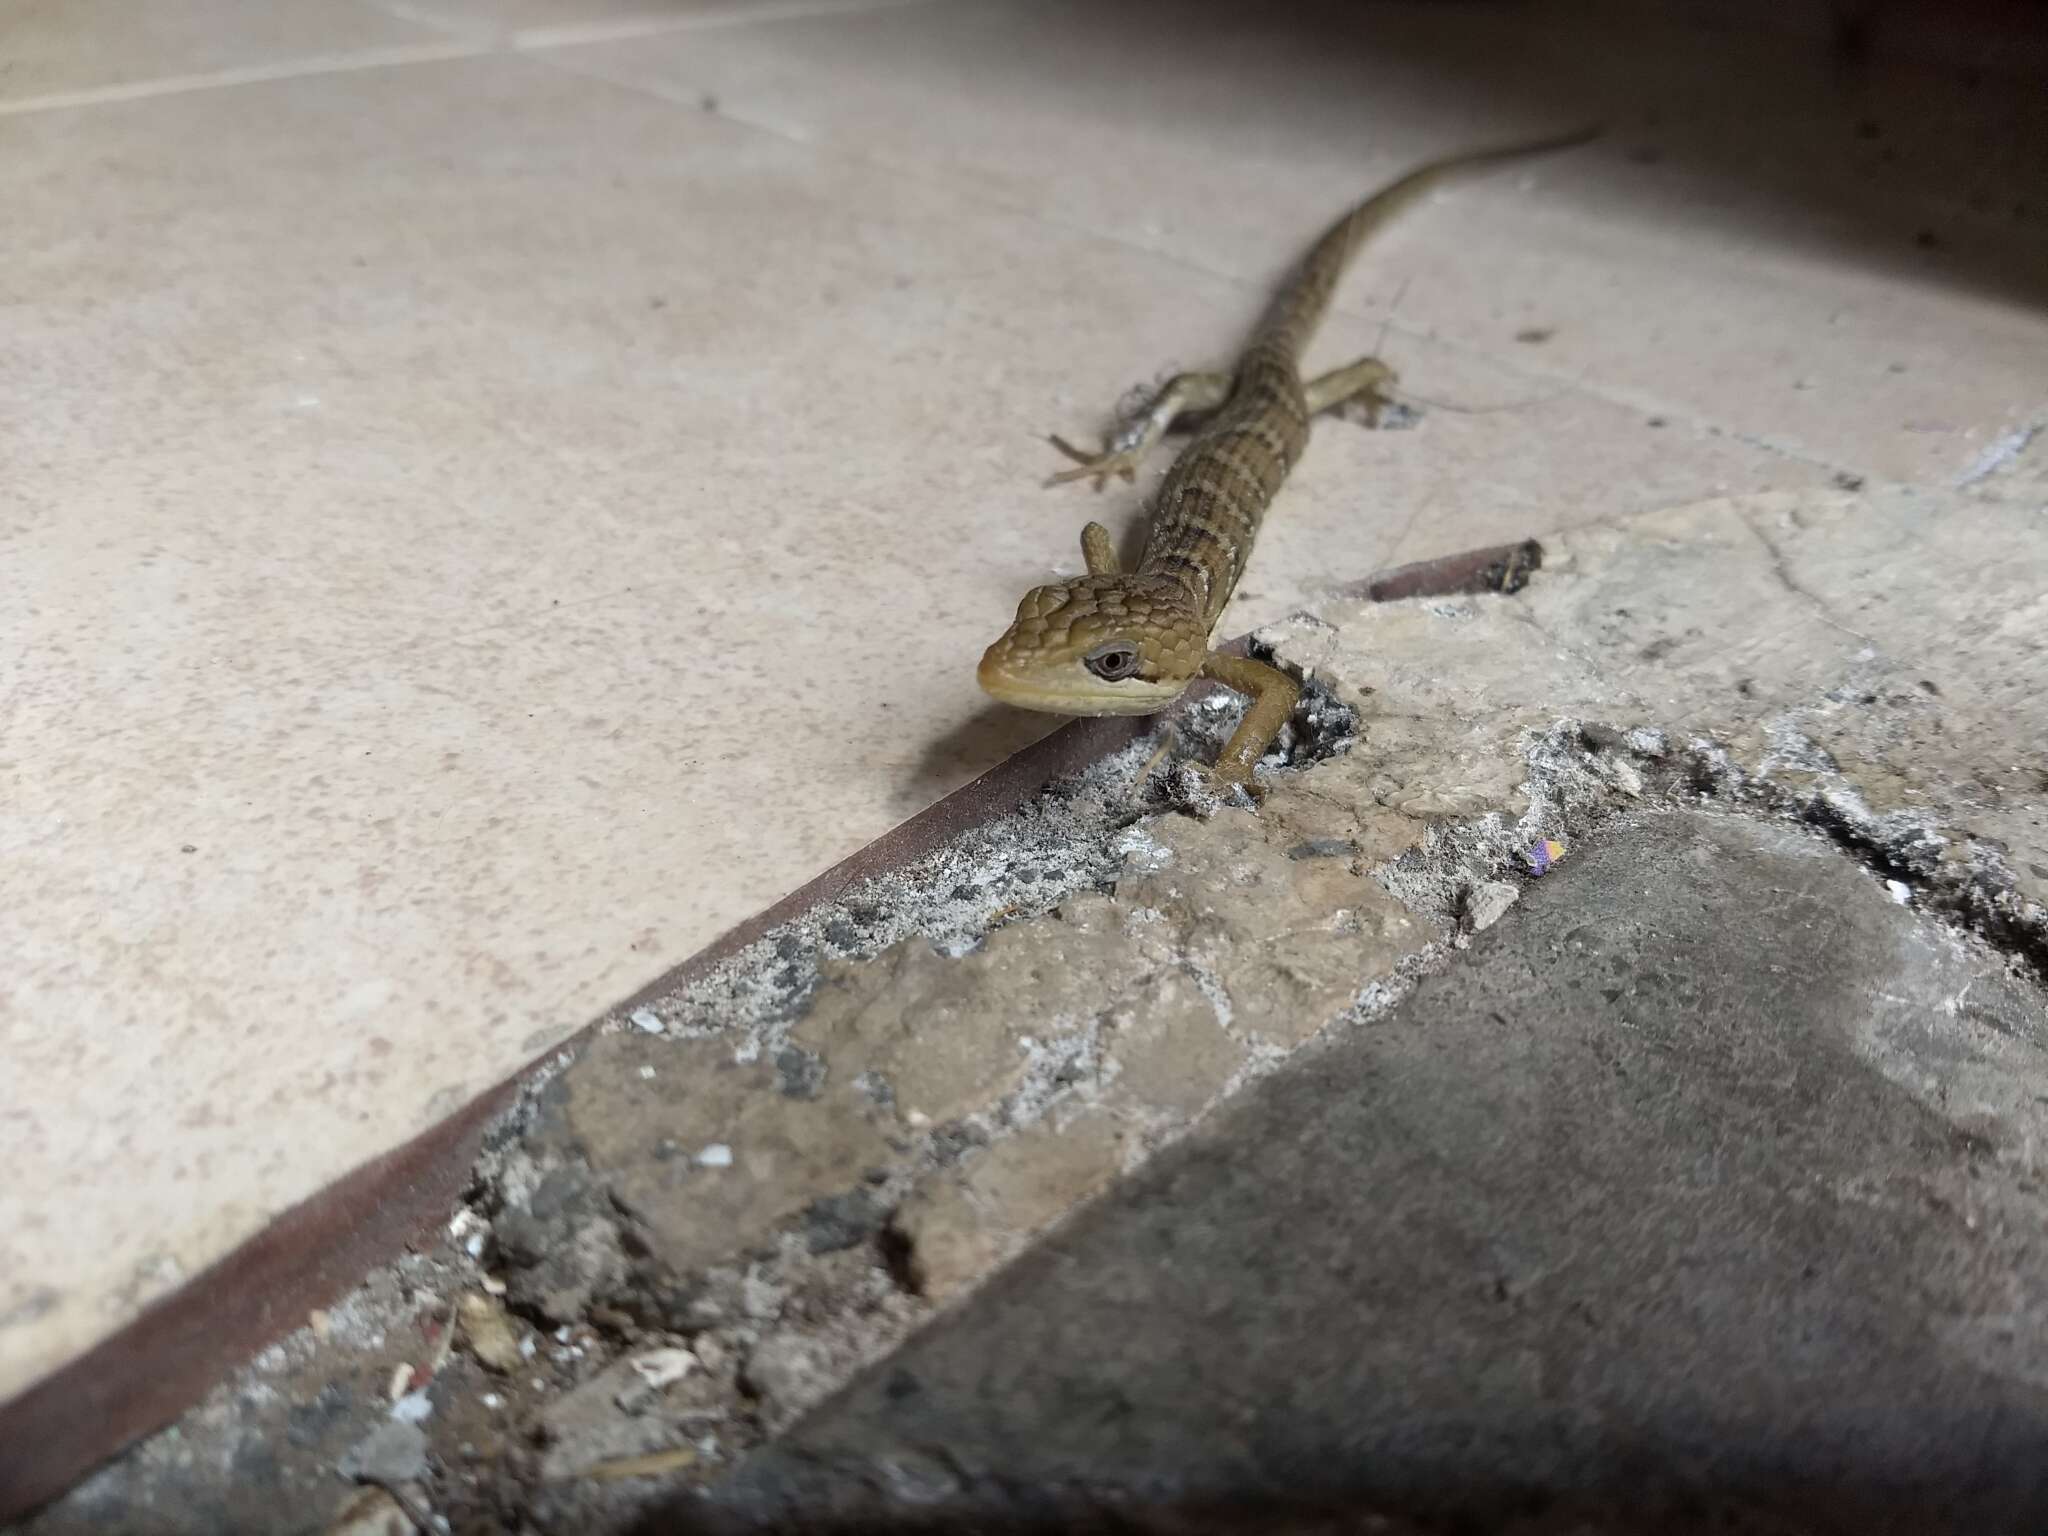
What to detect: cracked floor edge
<box><xmin>15</xmin><ymin>498</ymin><xmax>2048</xmax><ymax>1533</ymax></box>
<box><xmin>0</xmin><ymin>540</ymin><xmax>1538</xmax><ymax>1528</ymax></box>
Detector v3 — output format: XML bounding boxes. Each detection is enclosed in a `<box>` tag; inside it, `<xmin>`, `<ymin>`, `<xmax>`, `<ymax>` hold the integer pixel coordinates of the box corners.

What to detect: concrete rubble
<box><xmin>18</xmin><ymin>484</ymin><xmax>2047</xmax><ymax>1536</ymax></box>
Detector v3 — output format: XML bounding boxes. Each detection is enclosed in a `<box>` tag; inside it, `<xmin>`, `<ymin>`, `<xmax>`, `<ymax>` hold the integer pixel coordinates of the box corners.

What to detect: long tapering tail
<box><xmin>1249</xmin><ymin>126</ymin><xmax>1600</xmax><ymax>368</ymax></box>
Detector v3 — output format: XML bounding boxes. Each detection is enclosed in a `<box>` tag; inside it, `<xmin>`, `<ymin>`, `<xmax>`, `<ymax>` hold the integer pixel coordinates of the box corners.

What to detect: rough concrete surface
<box><xmin>690</xmin><ymin>809</ymin><xmax>2048</xmax><ymax>1535</ymax></box>
<box><xmin>20</xmin><ymin>472</ymin><xmax>2047</xmax><ymax>1535</ymax></box>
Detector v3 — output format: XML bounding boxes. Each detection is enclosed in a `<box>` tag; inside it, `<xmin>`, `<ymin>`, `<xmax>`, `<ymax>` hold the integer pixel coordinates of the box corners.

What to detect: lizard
<box><xmin>976</xmin><ymin>129</ymin><xmax>1596</xmax><ymax>795</ymax></box>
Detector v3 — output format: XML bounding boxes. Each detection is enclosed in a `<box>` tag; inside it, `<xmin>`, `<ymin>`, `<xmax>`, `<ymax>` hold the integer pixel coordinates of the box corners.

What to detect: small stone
<box><xmin>628</xmin><ymin>1347</ymin><xmax>697</xmax><ymax>1391</ymax></box>
<box><xmin>1887</xmin><ymin>879</ymin><xmax>1912</xmax><ymax>905</ymax></box>
<box><xmin>1286</xmin><ymin>837</ymin><xmax>1360</xmax><ymax>861</ymax></box>
<box><xmin>389</xmin><ymin>1390</ymin><xmax>433</xmax><ymax>1425</ymax></box>
<box><xmin>743</xmin><ymin>1331</ymin><xmax>834</xmax><ymax>1425</ymax></box>
<box><xmin>774</xmin><ymin>1045</ymin><xmax>828</xmax><ymax>1099</ymax></box>
<box><xmin>690</xmin><ymin>1334</ymin><xmax>728</xmax><ymax>1375</ymax></box>
<box><xmin>1626</xmin><ymin>726</ymin><xmax>1671</xmax><ymax>758</ymax></box>
<box><xmin>696</xmin><ymin>1143</ymin><xmax>733</xmax><ymax>1168</ymax></box>
<box><xmin>802</xmin><ymin>1188</ymin><xmax>887</xmax><ymax>1253</ymax></box>
<box><xmin>338</xmin><ymin>1419</ymin><xmax>429</xmax><ymax>1485</ymax></box>
<box><xmin>455</xmin><ymin>1292</ymin><xmax>524</xmax><ymax>1376</ymax></box>
<box><xmin>741</xmin><ymin>1271</ymin><xmax>786</xmax><ymax>1321</ymax></box>
<box><xmin>495</xmin><ymin>1172</ymin><xmax>629</xmax><ymax>1326</ymax></box>
<box><xmin>628</xmin><ymin>1008</ymin><xmax>664</xmax><ymax>1034</ymax></box>
<box><xmin>1465</xmin><ymin>881</ymin><xmax>1520</xmax><ymax>933</ymax></box>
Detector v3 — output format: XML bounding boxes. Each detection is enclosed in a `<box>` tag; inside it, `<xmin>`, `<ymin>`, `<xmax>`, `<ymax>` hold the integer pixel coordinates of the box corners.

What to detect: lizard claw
<box><xmin>1043</xmin><ymin>434</ymin><xmax>1140</xmax><ymax>491</ymax></box>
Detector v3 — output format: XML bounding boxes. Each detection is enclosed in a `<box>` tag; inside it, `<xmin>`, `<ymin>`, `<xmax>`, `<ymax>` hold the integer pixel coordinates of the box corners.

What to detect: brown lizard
<box><xmin>977</xmin><ymin>129</ymin><xmax>1595</xmax><ymax>793</ymax></box>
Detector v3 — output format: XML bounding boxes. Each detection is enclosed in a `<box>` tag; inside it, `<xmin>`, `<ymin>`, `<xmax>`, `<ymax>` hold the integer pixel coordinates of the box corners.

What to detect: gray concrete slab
<box><xmin>693</xmin><ymin>810</ymin><xmax>2048</xmax><ymax>1535</ymax></box>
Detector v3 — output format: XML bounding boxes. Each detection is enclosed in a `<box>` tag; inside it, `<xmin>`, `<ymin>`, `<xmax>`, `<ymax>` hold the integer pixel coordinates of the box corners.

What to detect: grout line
<box><xmin>511</xmin><ymin>0</ymin><xmax>943</xmax><ymax>53</ymax></box>
<box><xmin>0</xmin><ymin>38</ymin><xmax>489</xmax><ymax>118</ymax></box>
<box><xmin>356</xmin><ymin>0</ymin><xmax>500</xmax><ymax>44</ymax></box>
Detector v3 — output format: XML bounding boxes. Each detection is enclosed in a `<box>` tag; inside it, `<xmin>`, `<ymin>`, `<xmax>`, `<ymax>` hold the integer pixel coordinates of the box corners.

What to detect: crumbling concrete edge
<box><xmin>26</xmin><ymin>537</ymin><xmax>2045</xmax><ymax>1533</ymax></box>
<box><xmin>0</xmin><ymin>544</ymin><xmax>1540</xmax><ymax>1528</ymax></box>
<box><xmin>503</xmin><ymin>699</ymin><xmax>2043</xmax><ymax>1533</ymax></box>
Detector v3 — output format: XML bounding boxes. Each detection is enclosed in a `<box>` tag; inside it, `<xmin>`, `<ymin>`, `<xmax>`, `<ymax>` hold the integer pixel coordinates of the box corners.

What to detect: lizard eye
<box><xmin>1083</xmin><ymin>642</ymin><xmax>1141</xmax><ymax>681</ymax></box>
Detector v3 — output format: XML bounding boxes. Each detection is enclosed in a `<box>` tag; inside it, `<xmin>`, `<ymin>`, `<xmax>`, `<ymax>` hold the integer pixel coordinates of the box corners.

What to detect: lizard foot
<box><xmin>1043</xmin><ymin>434</ymin><xmax>1141</xmax><ymax>491</ymax></box>
<box><xmin>1168</xmin><ymin>759</ymin><xmax>1264</xmax><ymax>816</ymax></box>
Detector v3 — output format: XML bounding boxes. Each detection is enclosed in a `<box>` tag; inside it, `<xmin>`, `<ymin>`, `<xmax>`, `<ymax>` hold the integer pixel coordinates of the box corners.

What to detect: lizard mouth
<box><xmin>977</xmin><ymin>651</ymin><xmax>1185</xmax><ymax>717</ymax></box>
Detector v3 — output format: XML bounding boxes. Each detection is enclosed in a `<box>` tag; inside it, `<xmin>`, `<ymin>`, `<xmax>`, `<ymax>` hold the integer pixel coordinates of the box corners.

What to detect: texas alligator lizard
<box><xmin>977</xmin><ymin>130</ymin><xmax>1594</xmax><ymax>792</ymax></box>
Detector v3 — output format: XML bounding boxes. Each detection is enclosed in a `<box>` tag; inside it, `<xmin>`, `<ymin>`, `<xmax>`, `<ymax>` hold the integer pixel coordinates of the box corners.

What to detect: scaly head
<box><xmin>977</xmin><ymin>574</ymin><xmax>1207</xmax><ymax>717</ymax></box>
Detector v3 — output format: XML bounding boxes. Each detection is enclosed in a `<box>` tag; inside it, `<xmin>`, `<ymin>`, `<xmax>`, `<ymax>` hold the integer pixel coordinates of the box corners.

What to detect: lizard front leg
<box><xmin>1046</xmin><ymin>369</ymin><xmax>1234</xmax><ymax>490</ymax></box>
<box><xmin>1199</xmin><ymin>651</ymin><xmax>1302</xmax><ymax>792</ymax></box>
<box><xmin>1080</xmin><ymin>520</ymin><xmax>1120</xmax><ymax>576</ymax></box>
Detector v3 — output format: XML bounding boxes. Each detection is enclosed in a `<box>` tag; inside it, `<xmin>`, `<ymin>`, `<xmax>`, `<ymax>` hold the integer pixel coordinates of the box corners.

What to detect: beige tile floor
<box><xmin>3</xmin><ymin>0</ymin><xmax>2045</xmax><ymax>1406</ymax></box>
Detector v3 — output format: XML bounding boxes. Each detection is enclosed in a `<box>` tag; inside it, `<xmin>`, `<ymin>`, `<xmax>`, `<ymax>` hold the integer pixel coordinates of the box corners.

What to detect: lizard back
<box><xmin>1136</xmin><ymin>130</ymin><xmax>1595</xmax><ymax>630</ymax></box>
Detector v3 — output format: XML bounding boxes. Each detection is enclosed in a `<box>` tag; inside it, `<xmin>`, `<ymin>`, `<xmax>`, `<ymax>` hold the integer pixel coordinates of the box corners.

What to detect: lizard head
<box><xmin>977</xmin><ymin>575</ymin><xmax>1206</xmax><ymax>717</ymax></box>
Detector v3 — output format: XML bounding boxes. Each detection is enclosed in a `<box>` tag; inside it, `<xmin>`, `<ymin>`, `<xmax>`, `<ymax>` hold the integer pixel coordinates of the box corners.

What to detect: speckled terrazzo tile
<box><xmin>0</xmin><ymin>0</ymin><xmax>454</xmax><ymax>107</ymax></box>
<box><xmin>547</xmin><ymin>0</ymin><xmax>2048</xmax><ymax>487</ymax></box>
<box><xmin>0</xmin><ymin>36</ymin><xmax>1824</xmax><ymax>1407</ymax></box>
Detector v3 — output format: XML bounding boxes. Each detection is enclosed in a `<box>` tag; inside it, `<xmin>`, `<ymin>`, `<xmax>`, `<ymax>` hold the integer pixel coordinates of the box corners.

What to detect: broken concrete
<box><xmin>19</xmin><ymin>484</ymin><xmax>2048</xmax><ymax>1536</ymax></box>
<box><xmin>691</xmin><ymin>811</ymin><xmax>2048</xmax><ymax>1536</ymax></box>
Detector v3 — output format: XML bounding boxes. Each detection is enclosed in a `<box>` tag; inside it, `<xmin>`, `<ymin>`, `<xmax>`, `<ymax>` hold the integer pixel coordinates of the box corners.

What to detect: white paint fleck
<box><xmin>1887</xmin><ymin>879</ymin><xmax>1913</xmax><ymax>905</ymax></box>
<box><xmin>1955</xmin><ymin>421</ymin><xmax>2041</xmax><ymax>487</ymax></box>
<box><xmin>637</xmin><ymin>1065</ymin><xmax>657</xmax><ymax>1080</ymax></box>
<box><xmin>629</xmin><ymin>1348</ymin><xmax>697</xmax><ymax>1389</ymax></box>
<box><xmin>696</xmin><ymin>1143</ymin><xmax>734</xmax><ymax>1168</ymax></box>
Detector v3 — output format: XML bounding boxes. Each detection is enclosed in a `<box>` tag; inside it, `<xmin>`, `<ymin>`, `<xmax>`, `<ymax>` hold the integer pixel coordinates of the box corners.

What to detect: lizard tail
<box><xmin>1249</xmin><ymin>125</ymin><xmax>1601</xmax><ymax>368</ymax></box>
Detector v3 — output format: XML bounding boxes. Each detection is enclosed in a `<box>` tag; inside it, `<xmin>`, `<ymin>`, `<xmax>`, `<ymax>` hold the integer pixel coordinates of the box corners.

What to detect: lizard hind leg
<box><xmin>1045</xmin><ymin>368</ymin><xmax>1234</xmax><ymax>491</ymax></box>
<box><xmin>1304</xmin><ymin>356</ymin><xmax>1398</xmax><ymax>426</ymax></box>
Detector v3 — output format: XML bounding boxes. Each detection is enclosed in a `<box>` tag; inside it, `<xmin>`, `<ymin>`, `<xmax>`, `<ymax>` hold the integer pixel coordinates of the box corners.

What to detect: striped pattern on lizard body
<box><xmin>976</xmin><ymin>129</ymin><xmax>1595</xmax><ymax>793</ymax></box>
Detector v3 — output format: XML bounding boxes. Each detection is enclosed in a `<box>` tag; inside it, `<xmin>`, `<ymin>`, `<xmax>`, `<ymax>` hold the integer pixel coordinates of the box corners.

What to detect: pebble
<box><xmin>338</xmin><ymin>1420</ymin><xmax>429</xmax><ymax>1485</ymax></box>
